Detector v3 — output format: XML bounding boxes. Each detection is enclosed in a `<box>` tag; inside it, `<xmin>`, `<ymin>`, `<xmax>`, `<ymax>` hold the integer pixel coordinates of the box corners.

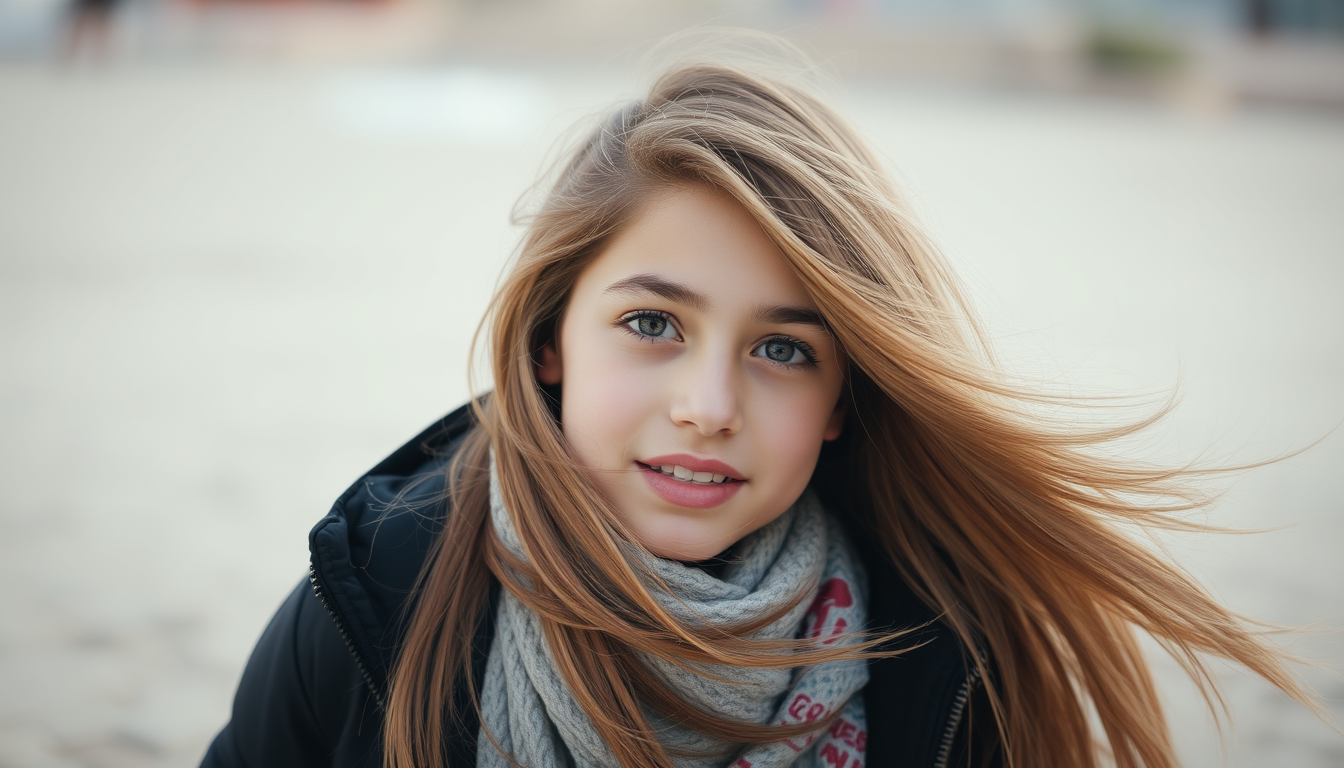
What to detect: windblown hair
<box><xmin>383</xmin><ymin>51</ymin><xmax>1314</xmax><ymax>768</ymax></box>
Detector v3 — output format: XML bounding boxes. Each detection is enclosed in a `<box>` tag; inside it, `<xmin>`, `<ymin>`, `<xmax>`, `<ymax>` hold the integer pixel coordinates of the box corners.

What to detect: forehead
<box><xmin>573</xmin><ymin>186</ymin><xmax>812</xmax><ymax>307</ymax></box>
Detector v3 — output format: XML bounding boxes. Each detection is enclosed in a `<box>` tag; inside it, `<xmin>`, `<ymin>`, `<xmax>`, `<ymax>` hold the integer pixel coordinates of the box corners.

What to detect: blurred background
<box><xmin>1</xmin><ymin>0</ymin><xmax>1341</xmax><ymax>766</ymax></box>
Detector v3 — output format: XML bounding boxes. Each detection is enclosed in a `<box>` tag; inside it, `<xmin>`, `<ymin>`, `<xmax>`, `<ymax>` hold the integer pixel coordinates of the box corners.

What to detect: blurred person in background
<box><xmin>59</xmin><ymin>0</ymin><xmax>122</xmax><ymax>62</ymax></box>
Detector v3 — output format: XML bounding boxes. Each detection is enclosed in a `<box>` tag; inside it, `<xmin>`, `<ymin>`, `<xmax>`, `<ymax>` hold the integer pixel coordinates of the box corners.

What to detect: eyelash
<box><xmin>614</xmin><ymin>310</ymin><xmax>820</xmax><ymax>370</ymax></box>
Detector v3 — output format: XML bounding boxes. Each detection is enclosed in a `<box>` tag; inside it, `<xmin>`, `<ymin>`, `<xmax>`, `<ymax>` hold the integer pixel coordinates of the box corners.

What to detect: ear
<box><xmin>536</xmin><ymin>341</ymin><xmax>563</xmax><ymax>386</ymax></box>
<box><xmin>823</xmin><ymin>398</ymin><xmax>847</xmax><ymax>441</ymax></box>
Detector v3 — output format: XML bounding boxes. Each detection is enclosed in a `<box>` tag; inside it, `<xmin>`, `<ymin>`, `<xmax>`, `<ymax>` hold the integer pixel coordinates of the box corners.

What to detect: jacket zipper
<box><xmin>309</xmin><ymin>563</ymin><xmax>387</xmax><ymax>709</ymax></box>
<box><xmin>932</xmin><ymin>662</ymin><xmax>983</xmax><ymax>768</ymax></box>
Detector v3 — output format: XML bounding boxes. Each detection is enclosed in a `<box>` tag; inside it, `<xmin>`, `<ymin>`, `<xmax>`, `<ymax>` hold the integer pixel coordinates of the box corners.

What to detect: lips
<box><xmin>636</xmin><ymin>453</ymin><xmax>745</xmax><ymax>509</ymax></box>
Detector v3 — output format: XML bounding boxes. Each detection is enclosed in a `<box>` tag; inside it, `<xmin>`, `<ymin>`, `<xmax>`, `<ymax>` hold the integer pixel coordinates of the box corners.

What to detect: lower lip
<box><xmin>639</xmin><ymin>464</ymin><xmax>744</xmax><ymax>509</ymax></box>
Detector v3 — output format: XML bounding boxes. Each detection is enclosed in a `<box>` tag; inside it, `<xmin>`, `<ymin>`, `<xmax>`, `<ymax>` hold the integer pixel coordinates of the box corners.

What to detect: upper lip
<box><xmin>639</xmin><ymin>454</ymin><xmax>745</xmax><ymax>481</ymax></box>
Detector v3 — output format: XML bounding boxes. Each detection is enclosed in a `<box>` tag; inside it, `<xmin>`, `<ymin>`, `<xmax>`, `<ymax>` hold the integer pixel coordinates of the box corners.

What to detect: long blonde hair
<box><xmin>383</xmin><ymin>53</ymin><xmax>1315</xmax><ymax>768</ymax></box>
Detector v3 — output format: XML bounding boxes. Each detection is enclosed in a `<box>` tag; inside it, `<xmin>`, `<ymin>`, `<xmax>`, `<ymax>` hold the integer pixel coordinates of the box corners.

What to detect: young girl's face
<box><xmin>537</xmin><ymin>185</ymin><xmax>847</xmax><ymax>561</ymax></box>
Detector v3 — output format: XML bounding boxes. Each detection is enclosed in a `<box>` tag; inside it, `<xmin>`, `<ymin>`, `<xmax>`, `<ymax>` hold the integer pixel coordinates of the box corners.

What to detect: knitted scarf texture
<box><xmin>478</xmin><ymin>460</ymin><xmax>870</xmax><ymax>768</ymax></box>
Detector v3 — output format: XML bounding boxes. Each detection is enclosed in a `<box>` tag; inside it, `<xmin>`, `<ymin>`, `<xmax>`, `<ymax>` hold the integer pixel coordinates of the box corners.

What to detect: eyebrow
<box><xmin>603</xmin><ymin>273</ymin><xmax>708</xmax><ymax>311</ymax></box>
<box><xmin>753</xmin><ymin>304</ymin><xmax>827</xmax><ymax>331</ymax></box>
<box><xmin>602</xmin><ymin>272</ymin><xmax>828</xmax><ymax>331</ymax></box>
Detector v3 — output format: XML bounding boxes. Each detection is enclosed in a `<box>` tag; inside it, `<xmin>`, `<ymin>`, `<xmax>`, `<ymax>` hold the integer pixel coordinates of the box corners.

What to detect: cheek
<box><xmin>761</xmin><ymin>412</ymin><xmax>828</xmax><ymax>475</ymax></box>
<box><xmin>749</xmin><ymin>382</ymin><xmax>841</xmax><ymax>487</ymax></box>
<box><xmin>558</xmin><ymin>342</ymin><xmax>660</xmax><ymax>464</ymax></box>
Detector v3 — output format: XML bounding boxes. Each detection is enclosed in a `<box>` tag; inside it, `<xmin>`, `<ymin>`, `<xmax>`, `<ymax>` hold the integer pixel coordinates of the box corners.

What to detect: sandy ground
<box><xmin>0</xmin><ymin>58</ymin><xmax>1341</xmax><ymax>767</ymax></box>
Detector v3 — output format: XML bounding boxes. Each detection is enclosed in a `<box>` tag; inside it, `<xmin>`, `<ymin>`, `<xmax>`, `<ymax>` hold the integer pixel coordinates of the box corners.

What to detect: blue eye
<box><xmin>752</xmin><ymin>338</ymin><xmax>815</xmax><ymax>367</ymax></box>
<box><xmin>621</xmin><ymin>311</ymin><xmax>679</xmax><ymax>340</ymax></box>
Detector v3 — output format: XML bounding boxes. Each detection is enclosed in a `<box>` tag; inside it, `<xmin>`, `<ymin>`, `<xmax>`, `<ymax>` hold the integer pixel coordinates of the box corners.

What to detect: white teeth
<box><xmin>653</xmin><ymin>464</ymin><xmax>734</xmax><ymax>484</ymax></box>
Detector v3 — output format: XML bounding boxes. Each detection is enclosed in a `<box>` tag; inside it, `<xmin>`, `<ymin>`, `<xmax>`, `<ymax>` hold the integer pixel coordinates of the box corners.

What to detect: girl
<box><xmin>202</xmin><ymin>48</ymin><xmax>1318</xmax><ymax>768</ymax></box>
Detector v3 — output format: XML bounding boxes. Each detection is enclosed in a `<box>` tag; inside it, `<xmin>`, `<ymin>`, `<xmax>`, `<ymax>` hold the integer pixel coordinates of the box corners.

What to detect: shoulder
<box><xmin>860</xmin><ymin>545</ymin><xmax>1001</xmax><ymax>768</ymax></box>
<box><xmin>307</xmin><ymin>401</ymin><xmax>481</xmax><ymax>703</ymax></box>
<box><xmin>203</xmin><ymin>404</ymin><xmax>493</xmax><ymax>768</ymax></box>
<box><xmin>202</xmin><ymin>581</ymin><xmax>383</xmax><ymax>768</ymax></box>
<box><xmin>203</xmin><ymin>404</ymin><xmax>484</xmax><ymax>768</ymax></box>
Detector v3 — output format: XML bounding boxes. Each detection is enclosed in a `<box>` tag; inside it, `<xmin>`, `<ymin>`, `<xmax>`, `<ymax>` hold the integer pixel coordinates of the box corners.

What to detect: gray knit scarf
<box><xmin>478</xmin><ymin>459</ymin><xmax>870</xmax><ymax>768</ymax></box>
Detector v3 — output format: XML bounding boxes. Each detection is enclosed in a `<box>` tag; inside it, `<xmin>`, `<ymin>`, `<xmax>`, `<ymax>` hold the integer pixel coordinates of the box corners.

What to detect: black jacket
<box><xmin>201</xmin><ymin>403</ymin><xmax>1000</xmax><ymax>768</ymax></box>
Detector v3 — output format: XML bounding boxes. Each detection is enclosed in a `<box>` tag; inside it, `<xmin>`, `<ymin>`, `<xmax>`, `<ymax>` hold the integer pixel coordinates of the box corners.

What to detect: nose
<box><xmin>668</xmin><ymin>347</ymin><xmax>743</xmax><ymax>437</ymax></box>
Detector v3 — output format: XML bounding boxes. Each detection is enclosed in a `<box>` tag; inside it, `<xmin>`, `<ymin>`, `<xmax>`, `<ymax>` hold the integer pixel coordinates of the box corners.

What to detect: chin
<box><xmin>641</xmin><ymin>538</ymin><xmax>721</xmax><ymax>563</ymax></box>
<box><xmin>630</xmin><ymin>518</ymin><xmax>730</xmax><ymax>563</ymax></box>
